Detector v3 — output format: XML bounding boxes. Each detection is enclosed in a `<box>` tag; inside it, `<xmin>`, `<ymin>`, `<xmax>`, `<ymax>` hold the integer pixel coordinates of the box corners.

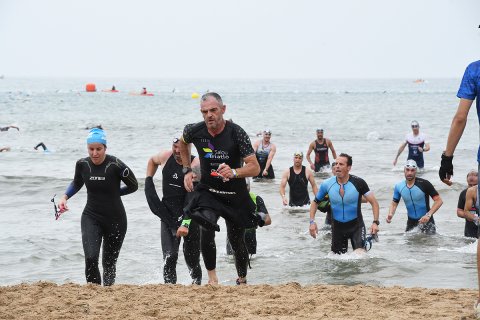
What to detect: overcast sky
<box><xmin>1</xmin><ymin>0</ymin><xmax>479</xmax><ymax>78</ymax></box>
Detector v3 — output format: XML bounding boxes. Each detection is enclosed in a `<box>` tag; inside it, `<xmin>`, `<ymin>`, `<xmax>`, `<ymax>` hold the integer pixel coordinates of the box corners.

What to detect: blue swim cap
<box><xmin>87</xmin><ymin>128</ymin><xmax>107</xmax><ymax>145</ymax></box>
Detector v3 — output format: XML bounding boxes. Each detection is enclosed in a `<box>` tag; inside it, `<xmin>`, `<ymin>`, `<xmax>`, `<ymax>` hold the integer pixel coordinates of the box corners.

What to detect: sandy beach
<box><xmin>0</xmin><ymin>282</ymin><xmax>476</xmax><ymax>319</ymax></box>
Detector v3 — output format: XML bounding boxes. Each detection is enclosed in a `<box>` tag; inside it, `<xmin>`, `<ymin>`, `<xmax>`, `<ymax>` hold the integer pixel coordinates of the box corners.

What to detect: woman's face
<box><xmin>88</xmin><ymin>143</ymin><xmax>106</xmax><ymax>165</ymax></box>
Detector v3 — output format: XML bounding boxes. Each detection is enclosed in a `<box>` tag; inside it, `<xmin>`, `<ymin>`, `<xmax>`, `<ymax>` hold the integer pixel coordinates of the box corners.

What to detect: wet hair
<box><xmin>339</xmin><ymin>153</ymin><xmax>353</xmax><ymax>166</ymax></box>
<box><xmin>201</xmin><ymin>92</ymin><xmax>223</xmax><ymax>105</ymax></box>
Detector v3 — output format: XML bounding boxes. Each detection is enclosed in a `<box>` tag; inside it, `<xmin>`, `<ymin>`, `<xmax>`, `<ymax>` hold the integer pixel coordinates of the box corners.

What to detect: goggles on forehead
<box><xmin>294</xmin><ymin>152</ymin><xmax>303</xmax><ymax>158</ymax></box>
<box><xmin>173</xmin><ymin>138</ymin><xmax>179</xmax><ymax>144</ymax></box>
<box><xmin>404</xmin><ymin>160</ymin><xmax>418</xmax><ymax>169</ymax></box>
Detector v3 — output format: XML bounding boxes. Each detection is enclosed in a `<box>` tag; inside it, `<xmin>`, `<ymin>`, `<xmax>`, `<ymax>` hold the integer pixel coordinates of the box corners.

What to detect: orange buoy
<box><xmin>86</xmin><ymin>83</ymin><xmax>97</xmax><ymax>92</ymax></box>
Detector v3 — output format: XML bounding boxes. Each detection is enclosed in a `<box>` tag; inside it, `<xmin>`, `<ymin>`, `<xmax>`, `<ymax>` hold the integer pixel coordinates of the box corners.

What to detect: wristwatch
<box><xmin>182</xmin><ymin>167</ymin><xmax>192</xmax><ymax>174</ymax></box>
<box><xmin>373</xmin><ymin>220</ymin><xmax>380</xmax><ymax>226</ymax></box>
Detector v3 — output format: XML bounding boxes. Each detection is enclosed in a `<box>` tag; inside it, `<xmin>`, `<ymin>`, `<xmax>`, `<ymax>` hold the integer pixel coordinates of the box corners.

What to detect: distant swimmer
<box><xmin>0</xmin><ymin>125</ymin><xmax>19</xmax><ymax>132</ymax></box>
<box><xmin>457</xmin><ymin>170</ymin><xmax>479</xmax><ymax>238</ymax></box>
<box><xmin>34</xmin><ymin>142</ymin><xmax>48</xmax><ymax>151</ymax></box>
<box><xmin>145</xmin><ymin>138</ymin><xmax>202</xmax><ymax>284</ymax></box>
<box><xmin>57</xmin><ymin>128</ymin><xmax>138</xmax><ymax>286</ymax></box>
<box><xmin>309</xmin><ymin>153</ymin><xmax>380</xmax><ymax>254</ymax></box>
<box><xmin>226</xmin><ymin>179</ymin><xmax>272</xmax><ymax>256</ymax></box>
<box><xmin>393</xmin><ymin>120</ymin><xmax>430</xmax><ymax>169</ymax></box>
<box><xmin>0</xmin><ymin>146</ymin><xmax>11</xmax><ymax>152</ymax></box>
<box><xmin>279</xmin><ymin>151</ymin><xmax>318</xmax><ymax>207</ymax></box>
<box><xmin>85</xmin><ymin>124</ymin><xmax>103</xmax><ymax>130</ymax></box>
<box><xmin>387</xmin><ymin>160</ymin><xmax>442</xmax><ymax>235</ymax></box>
<box><xmin>141</xmin><ymin>87</ymin><xmax>148</xmax><ymax>95</ymax></box>
<box><xmin>252</xmin><ymin>129</ymin><xmax>276</xmax><ymax>179</ymax></box>
<box><xmin>112</xmin><ymin>85</ymin><xmax>116</xmax><ymax>91</ymax></box>
<box><xmin>306</xmin><ymin>129</ymin><xmax>337</xmax><ymax>172</ymax></box>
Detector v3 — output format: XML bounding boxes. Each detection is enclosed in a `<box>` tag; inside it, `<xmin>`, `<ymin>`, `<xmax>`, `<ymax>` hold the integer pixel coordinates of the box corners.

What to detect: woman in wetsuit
<box><xmin>252</xmin><ymin>129</ymin><xmax>276</xmax><ymax>179</ymax></box>
<box><xmin>57</xmin><ymin>128</ymin><xmax>138</xmax><ymax>286</ymax></box>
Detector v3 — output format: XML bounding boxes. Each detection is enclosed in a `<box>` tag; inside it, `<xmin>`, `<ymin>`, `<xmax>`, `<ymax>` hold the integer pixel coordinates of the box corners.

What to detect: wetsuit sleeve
<box><xmin>314</xmin><ymin>182</ymin><xmax>328</xmax><ymax>203</ymax></box>
<box><xmin>233</xmin><ymin>124</ymin><xmax>255</xmax><ymax>158</ymax></box>
<box><xmin>354</xmin><ymin>176</ymin><xmax>370</xmax><ymax>196</ymax></box>
<box><xmin>117</xmin><ymin>159</ymin><xmax>138</xmax><ymax>196</ymax></box>
<box><xmin>65</xmin><ymin>160</ymin><xmax>84</xmax><ymax>198</ymax></box>
<box><xmin>422</xmin><ymin>180</ymin><xmax>439</xmax><ymax>198</ymax></box>
<box><xmin>181</xmin><ymin>123</ymin><xmax>196</xmax><ymax>144</ymax></box>
<box><xmin>457</xmin><ymin>63</ymin><xmax>477</xmax><ymax>100</ymax></box>
<box><xmin>392</xmin><ymin>184</ymin><xmax>401</xmax><ymax>203</ymax></box>
<box><xmin>255</xmin><ymin>195</ymin><xmax>268</xmax><ymax>214</ymax></box>
<box><xmin>457</xmin><ymin>189</ymin><xmax>467</xmax><ymax>210</ymax></box>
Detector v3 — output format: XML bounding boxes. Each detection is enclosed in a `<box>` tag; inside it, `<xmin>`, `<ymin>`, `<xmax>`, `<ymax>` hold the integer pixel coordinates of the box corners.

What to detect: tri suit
<box><xmin>145</xmin><ymin>154</ymin><xmax>202</xmax><ymax>284</ymax></box>
<box><xmin>65</xmin><ymin>155</ymin><xmax>138</xmax><ymax>285</ymax></box>
<box><xmin>181</xmin><ymin>120</ymin><xmax>258</xmax><ymax>278</ymax></box>
<box><xmin>392</xmin><ymin>178</ymin><xmax>439</xmax><ymax>234</ymax></box>
<box><xmin>314</xmin><ymin>175</ymin><xmax>371</xmax><ymax>254</ymax></box>
<box><xmin>314</xmin><ymin>139</ymin><xmax>330</xmax><ymax>172</ymax></box>
<box><xmin>457</xmin><ymin>188</ymin><xmax>479</xmax><ymax>238</ymax></box>
<box><xmin>405</xmin><ymin>133</ymin><xmax>427</xmax><ymax>169</ymax></box>
<box><xmin>255</xmin><ymin>141</ymin><xmax>274</xmax><ymax>179</ymax></box>
<box><xmin>288</xmin><ymin>166</ymin><xmax>310</xmax><ymax>207</ymax></box>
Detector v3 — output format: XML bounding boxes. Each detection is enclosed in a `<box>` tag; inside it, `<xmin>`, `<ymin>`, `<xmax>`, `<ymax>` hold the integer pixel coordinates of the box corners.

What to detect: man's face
<box><xmin>404</xmin><ymin>167</ymin><xmax>417</xmax><ymax>181</ymax></box>
<box><xmin>411</xmin><ymin>124</ymin><xmax>419</xmax><ymax>135</ymax></box>
<box><xmin>200</xmin><ymin>97</ymin><xmax>225</xmax><ymax>131</ymax></box>
<box><xmin>335</xmin><ymin>156</ymin><xmax>350</xmax><ymax>179</ymax></box>
<box><xmin>293</xmin><ymin>155</ymin><xmax>303</xmax><ymax>167</ymax></box>
<box><xmin>467</xmin><ymin>173</ymin><xmax>478</xmax><ymax>187</ymax></box>
<box><xmin>316</xmin><ymin>130</ymin><xmax>324</xmax><ymax>140</ymax></box>
<box><xmin>172</xmin><ymin>142</ymin><xmax>181</xmax><ymax>161</ymax></box>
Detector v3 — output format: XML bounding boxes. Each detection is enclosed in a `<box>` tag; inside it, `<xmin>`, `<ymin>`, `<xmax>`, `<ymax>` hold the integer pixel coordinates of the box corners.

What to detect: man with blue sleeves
<box><xmin>439</xmin><ymin>59</ymin><xmax>480</xmax><ymax>315</ymax></box>
<box><xmin>309</xmin><ymin>153</ymin><xmax>380</xmax><ymax>254</ymax></box>
<box><xmin>387</xmin><ymin>160</ymin><xmax>443</xmax><ymax>234</ymax></box>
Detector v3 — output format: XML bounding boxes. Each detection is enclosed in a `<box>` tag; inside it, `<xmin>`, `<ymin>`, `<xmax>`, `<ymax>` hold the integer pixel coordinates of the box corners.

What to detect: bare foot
<box><xmin>207</xmin><ymin>269</ymin><xmax>218</xmax><ymax>285</ymax></box>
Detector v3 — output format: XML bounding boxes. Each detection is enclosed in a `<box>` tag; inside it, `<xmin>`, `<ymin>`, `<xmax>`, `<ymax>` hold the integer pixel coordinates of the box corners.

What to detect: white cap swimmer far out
<box><xmin>404</xmin><ymin>159</ymin><xmax>418</xmax><ymax>169</ymax></box>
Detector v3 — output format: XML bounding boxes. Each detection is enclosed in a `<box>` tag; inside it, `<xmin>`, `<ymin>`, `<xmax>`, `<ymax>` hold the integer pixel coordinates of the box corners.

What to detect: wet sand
<box><xmin>0</xmin><ymin>282</ymin><xmax>477</xmax><ymax>319</ymax></box>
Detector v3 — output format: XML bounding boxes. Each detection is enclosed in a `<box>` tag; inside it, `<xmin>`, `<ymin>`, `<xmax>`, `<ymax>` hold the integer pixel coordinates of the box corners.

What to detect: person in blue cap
<box><xmin>57</xmin><ymin>128</ymin><xmax>138</xmax><ymax>286</ymax></box>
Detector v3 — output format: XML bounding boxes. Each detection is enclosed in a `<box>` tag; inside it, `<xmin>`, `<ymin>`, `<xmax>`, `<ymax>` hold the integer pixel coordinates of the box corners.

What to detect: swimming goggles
<box><xmin>364</xmin><ymin>233</ymin><xmax>379</xmax><ymax>251</ymax></box>
<box><xmin>172</xmin><ymin>138</ymin><xmax>179</xmax><ymax>143</ymax></box>
<box><xmin>51</xmin><ymin>194</ymin><xmax>61</xmax><ymax>220</ymax></box>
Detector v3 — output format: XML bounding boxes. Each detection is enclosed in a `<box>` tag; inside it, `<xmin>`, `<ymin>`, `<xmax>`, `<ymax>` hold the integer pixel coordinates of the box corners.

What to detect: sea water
<box><xmin>0</xmin><ymin>77</ymin><xmax>478</xmax><ymax>288</ymax></box>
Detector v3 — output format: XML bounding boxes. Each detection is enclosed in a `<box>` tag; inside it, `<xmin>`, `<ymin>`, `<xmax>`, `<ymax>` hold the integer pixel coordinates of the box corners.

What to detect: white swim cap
<box><xmin>404</xmin><ymin>159</ymin><xmax>418</xmax><ymax>169</ymax></box>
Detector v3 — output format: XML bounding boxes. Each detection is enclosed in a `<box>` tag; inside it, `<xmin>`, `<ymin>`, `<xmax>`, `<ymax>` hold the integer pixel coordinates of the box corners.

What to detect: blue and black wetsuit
<box><xmin>65</xmin><ymin>155</ymin><xmax>138</xmax><ymax>285</ymax></box>
<box><xmin>393</xmin><ymin>177</ymin><xmax>439</xmax><ymax>234</ymax></box>
<box><xmin>314</xmin><ymin>175</ymin><xmax>370</xmax><ymax>254</ymax></box>
<box><xmin>181</xmin><ymin>120</ymin><xmax>257</xmax><ymax>278</ymax></box>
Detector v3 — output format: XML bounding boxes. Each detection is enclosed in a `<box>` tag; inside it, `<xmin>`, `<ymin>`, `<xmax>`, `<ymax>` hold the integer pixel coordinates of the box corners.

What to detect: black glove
<box><xmin>256</xmin><ymin>212</ymin><xmax>266</xmax><ymax>227</ymax></box>
<box><xmin>439</xmin><ymin>153</ymin><xmax>453</xmax><ymax>181</ymax></box>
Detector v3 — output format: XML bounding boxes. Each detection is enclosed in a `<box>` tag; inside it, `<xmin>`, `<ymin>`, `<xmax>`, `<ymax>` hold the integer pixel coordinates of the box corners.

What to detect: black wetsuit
<box><xmin>457</xmin><ymin>188</ymin><xmax>479</xmax><ymax>238</ymax></box>
<box><xmin>314</xmin><ymin>139</ymin><xmax>330</xmax><ymax>171</ymax></box>
<box><xmin>182</xmin><ymin>120</ymin><xmax>257</xmax><ymax>278</ymax></box>
<box><xmin>65</xmin><ymin>155</ymin><xmax>138</xmax><ymax>286</ymax></box>
<box><xmin>159</xmin><ymin>154</ymin><xmax>201</xmax><ymax>284</ymax></box>
<box><xmin>288</xmin><ymin>166</ymin><xmax>310</xmax><ymax>207</ymax></box>
<box><xmin>226</xmin><ymin>193</ymin><xmax>269</xmax><ymax>255</ymax></box>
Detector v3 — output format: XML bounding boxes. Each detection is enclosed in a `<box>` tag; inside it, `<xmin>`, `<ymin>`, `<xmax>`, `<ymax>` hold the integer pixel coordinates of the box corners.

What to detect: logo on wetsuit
<box><xmin>203</xmin><ymin>141</ymin><xmax>230</xmax><ymax>160</ymax></box>
<box><xmin>172</xmin><ymin>173</ymin><xmax>178</xmax><ymax>179</ymax></box>
<box><xmin>90</xmin><ymin>176</ymin><xmax>106</xmax><ymax>181</ymax></box>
